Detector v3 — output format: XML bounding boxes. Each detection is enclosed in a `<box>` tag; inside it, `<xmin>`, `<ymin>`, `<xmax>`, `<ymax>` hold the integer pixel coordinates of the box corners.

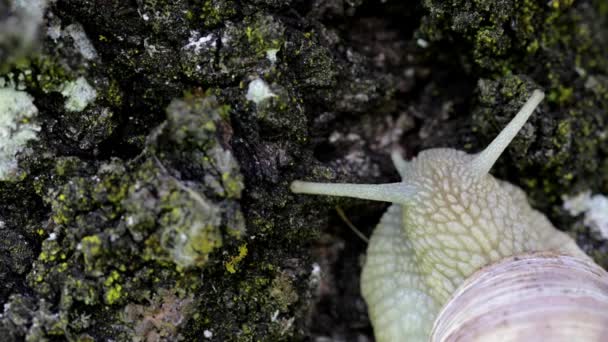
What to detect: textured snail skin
<box><xmin>291</xmin><ymin>90</ymin><xmax>592</xmax><ymax>341</ymax></box>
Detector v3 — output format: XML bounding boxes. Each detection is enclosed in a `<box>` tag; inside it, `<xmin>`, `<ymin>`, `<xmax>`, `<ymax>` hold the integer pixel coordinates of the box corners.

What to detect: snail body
<box><xmin>291</xmin><ymin>90</ymin><xmax>608</xmax><ymax>341</ymax></box>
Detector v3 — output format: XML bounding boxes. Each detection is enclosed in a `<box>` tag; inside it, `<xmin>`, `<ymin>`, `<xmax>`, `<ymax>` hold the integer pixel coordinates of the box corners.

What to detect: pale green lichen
<box><xmin>159</xmin><ymin>185</ymin><xmax>223</xmax><ymax>269</ymax></box>
<box><xmin>246</xmin><ymin>78</ymin><xmax>277</xmax><ymax>104</ymax></box>
<box><xmin>265</xmin><ymin>48</ymin><xmax>279</xmax><ymax>63</ymax></box>
<box><xmin>60</xmin><ymin>77</ymin><xmax>97</xmax><ymax>112</ymax></box>
<box><xmin>0</xmin><ymin>87</ymin><xmax>40</xmax><ymax>180</ymax></box>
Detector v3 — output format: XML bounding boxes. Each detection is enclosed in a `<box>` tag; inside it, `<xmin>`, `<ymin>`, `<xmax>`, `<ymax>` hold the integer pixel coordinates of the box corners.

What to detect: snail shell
<box><xmin>431</xmin><ymin>253</ymin><xmax>608</xmax><ymax>342</ymax></box>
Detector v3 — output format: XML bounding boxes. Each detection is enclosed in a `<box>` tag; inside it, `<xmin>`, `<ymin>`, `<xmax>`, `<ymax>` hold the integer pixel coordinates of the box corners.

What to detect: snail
<box><xmin>291</xmin><ymin>89</ymin><xmax>608</xmax><ymax>341</ymax></box>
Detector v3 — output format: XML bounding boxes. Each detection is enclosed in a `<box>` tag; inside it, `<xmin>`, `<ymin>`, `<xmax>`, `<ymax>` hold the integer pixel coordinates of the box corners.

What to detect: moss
<box><xmin>547</xmin><ymin>85</ymin><xmax>574</xmax><ymax>105</ymax></box>
<box><xmin>80</xmin><ymin>235</ymin><xmax>102</xmax><ymax>269</ymax></box>
<box><xmin>419</xmin><ymin>0</ymin><xmax>606</xmax><ymax>77</ymax></box>
<box><xmin>135</xmin><ymin>0</ymin><xmax>191</xmax><ymax>38</ymax></box>
<box><xmin>104</xmin><ymin>79</ymin><xmax>123</xmax><ymax>107</ymax></box>
<box><xmin>181</xmin><ymin>12</ymin><xmax>288</xmax><ymax>86</ymax></box>
<box><xmin>549</xmin><ymin>0</ymin><xmax>574</xmax><ymax>10</ymax></box>
<box><xmin>423</xmin><ymin>0</ymin><xmax>608</xmax><ymax>207</ymax></box>
<box><xmin>0</xmin><ymin>0</ymin><xmax>454</xmax><ymax>340</ymax></box>
<box><xmin>103</xmin><ymin>271</ymin><xmax>123</xmax><ymax>305</ymax></box>
<box><xmin>53</xmin><ymin>157</ymin><xmax>89</xmax><ymax>178</ymax></box>
<box><xmin>199</xmin><ymin>0</ymin><xmax>238</xmax><ymax>28</ymax></box>
<box><xmin>554</xmin><ymin>119</ymin><xmax>572</xmax><ymax>146</ymax></box>
<box><xmin>2</xmin><ymin>92</ymin><xmax>248</xmax><ymax>339</ymax></box>
<box><xmin>244</xmin><ymin>17</ymin><xmax>284</xmax><ymax>57</ymax></box>
<box><xmin>225</xmin><ymin>244</ymin><xmax>248</xmax><ymax>274</ymax></box>
<box><xmin>27</xmin><ymin>57</ymin><xmax>73</xmax><ymax>93</ymax></box>
<box><xmin>247</xmin><ymin>80</ymin><xmax>308</xmax><ymax>138</ymax></box>
<box><xmin>269</xmin><ymin>272</ymin><xmax>299</xmax><ymax>312</ymax></box>
<box><xmin>104</xmin><ymin>284</ymin><xmax>122</xmax><ymax>305</ymax></box>
<box><xmin>158</xmin><ymin>198</ymin><xmax>224</xmax><ymax>269</ymax></box>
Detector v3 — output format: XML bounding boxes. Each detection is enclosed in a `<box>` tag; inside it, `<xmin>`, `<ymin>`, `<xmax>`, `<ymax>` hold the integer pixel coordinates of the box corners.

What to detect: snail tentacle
<box><xmin>469</xmin><ymin>89</ymin><xmax>544</xmax><ymax>177</ymax></box>
<box><xmin>290</xmin><ymin>181</ymin><xmax>416</xmax><ymax>205</ymax></box>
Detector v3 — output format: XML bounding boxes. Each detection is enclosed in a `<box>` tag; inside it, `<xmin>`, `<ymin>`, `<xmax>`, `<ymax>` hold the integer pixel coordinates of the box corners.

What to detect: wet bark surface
<box><xmin>0</xmin><ymin>0</ymin><xmax>607</xmax><ymax>340</ymax></box>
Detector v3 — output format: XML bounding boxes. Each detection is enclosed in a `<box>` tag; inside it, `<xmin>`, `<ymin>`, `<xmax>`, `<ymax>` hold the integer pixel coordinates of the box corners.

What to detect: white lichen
<box><xmin>416</xmin><ymin>38</ymin><xmax>429</xmax><ymax>48</ymax></box>
<box><xmin>46</xmin><ymin>21</ymin><xmax>62</xmax><ymax>41</ymax></box>
<box><xmin>0</xmin><ymin>87</ymin><xmax>40</xmax><ymax>180</ymax></box>
<box><xmin>64</xmin><ymin>23</ymin><xmax>98</xmax><ymax>60</ymax></box>
<box><xmin>266</xmin><ymin>48</ymin><xmax>279</xmax><ymax>63</ymax></box>
<box><xmin>563</xmin><ymin>191</ymin><xmax>592</xmax><ymax>216</ymax></box>
<box><xmin>563</xmin><ymin>191</ymin><xmax>608</xmax><ymax>239</ymax></box>
<box><xmin>60</xmin><ymin>77</ymin><xmax>97</xmax><ymax>112</ymax></box>
<box><xmin>245</xmin><ymin>78</ymin><xmax>276</xmax><ymax>104</ymax></box>
<box><xmin>184</xmin><ymin>31</ymin><xmax>216</xmax><ymax>53</ymax></box>
<box><xmin>2</xmin><ymin>0</ymin><xmax>47</xmax><ymax>60</ymax></box>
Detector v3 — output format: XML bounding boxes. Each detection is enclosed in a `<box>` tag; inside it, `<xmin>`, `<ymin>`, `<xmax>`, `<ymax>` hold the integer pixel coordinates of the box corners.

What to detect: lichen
<box><xmin>123</xmin><ymin>289</ymin><xmax>194</xmax><ymax>342</ymax></box>
<box><xmin>1</xmin><ymin>0</ymin><xmax>327</xmax><ymax>340</ymax></box>
<box><xmin>2</xmin><ymin>93</ymin><xmax>247</xmax><ymax>340</ymax></box>
<box><xmin>246</xmin><ymin>78</ymin><xmax>277</xmax><ymax>104</ymax></box>
<box><xmin>0</xmin><ymin>0</ymin><xmax>47</xmax><ymax>70</ymax></box>
<box><xmin>0</xmin><ymin>87</ymin><xmax>40</xmax><ymax>180</ymax></box>
<box><xmin>563</xmin><ymin>191</ymin><xmax>608</xmax><ymax>240</ymax></box>
<box><xmin>225</xmin><ymin>243</ymin><xmax>248</xmax><ymax>274</ymax></box>
<box><xmin>60</xmin><ymin>76</ymin><xmax>97</xmax><ymax>112</ymax></box>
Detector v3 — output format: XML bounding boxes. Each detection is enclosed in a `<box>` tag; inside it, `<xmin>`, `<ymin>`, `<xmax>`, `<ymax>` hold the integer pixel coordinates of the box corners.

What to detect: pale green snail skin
<box><xmin>291</xmin><ymin>90</ymin><xmax>590</xmax><ymax>341</ymax></box>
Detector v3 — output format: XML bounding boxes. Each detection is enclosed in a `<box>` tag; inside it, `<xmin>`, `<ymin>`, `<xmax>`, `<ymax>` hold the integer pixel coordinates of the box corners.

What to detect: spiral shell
<box><xmin>430</xmin><ymin>253</ymin><xmax>608</xmax><ymax>342</ymax></box>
